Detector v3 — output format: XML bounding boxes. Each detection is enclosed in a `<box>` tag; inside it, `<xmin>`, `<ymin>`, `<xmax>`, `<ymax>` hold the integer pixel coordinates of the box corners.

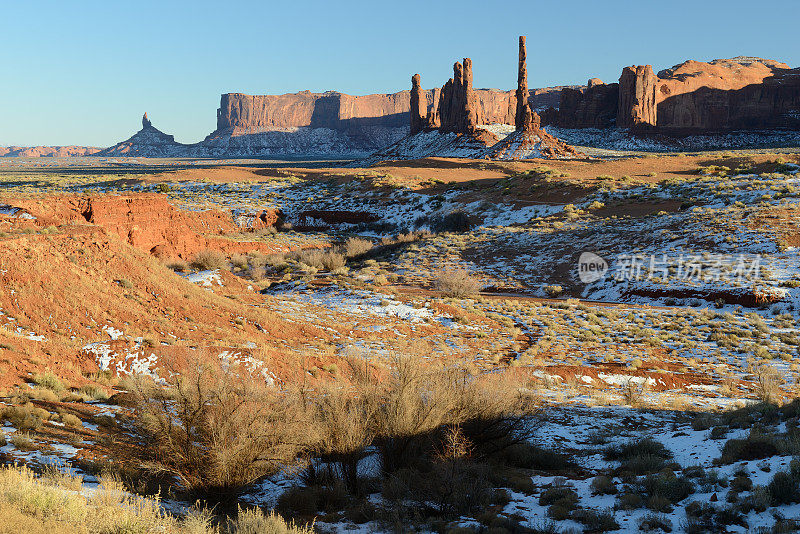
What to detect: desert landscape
<box><xmin>3</xmin><ymin>3</ymin><xmax>800</xmax><ymax>532</ymax></box>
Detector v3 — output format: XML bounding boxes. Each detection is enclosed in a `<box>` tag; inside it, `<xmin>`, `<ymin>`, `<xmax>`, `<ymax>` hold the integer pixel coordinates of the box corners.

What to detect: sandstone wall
<box><xmin>216</xmin><ymin>87</ymin><xmax>553</xmax><ymax>135</ymax></box>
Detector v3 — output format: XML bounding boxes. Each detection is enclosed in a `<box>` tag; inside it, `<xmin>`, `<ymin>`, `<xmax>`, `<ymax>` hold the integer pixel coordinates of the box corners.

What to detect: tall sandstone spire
<box><xmin>410</xmin><ymin>74</ymin><xmax>426</xmax><ymax>134</ymax></box>
<box><xmin>515</xmin><ymin>36</ymin><xmax>539</xmax><ymax>132</ymax></box>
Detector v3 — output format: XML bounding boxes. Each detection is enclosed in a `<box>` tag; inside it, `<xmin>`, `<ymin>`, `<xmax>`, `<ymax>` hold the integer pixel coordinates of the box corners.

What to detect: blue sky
<box><xmin>1</xmin><ymin>0</ymin><xmax>797</xmax><ymax>146</ymax></box>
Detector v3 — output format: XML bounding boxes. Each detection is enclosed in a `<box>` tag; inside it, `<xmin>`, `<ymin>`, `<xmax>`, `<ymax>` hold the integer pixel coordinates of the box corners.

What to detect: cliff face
<box><xmin>545</xmin><ymin>57</ymin><xmax>800</xmax><ymax>133</ymax></box>
<box><xmin>214</xmin><ymin>84</ymin><xmax>571</xmax><ymax>138</ymax></box>
<box><xmin>654</xmin><ymin>58</ymin><xmax>800</xmax><ymax>131</ymax></box>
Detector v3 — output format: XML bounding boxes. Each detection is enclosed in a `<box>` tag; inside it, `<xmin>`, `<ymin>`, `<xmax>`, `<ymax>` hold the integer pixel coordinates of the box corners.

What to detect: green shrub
<box><xmin>572</xmin><ymin>508</ymin><xmax>619</xmax><ymax>531</ymax></box>
<box><xmin>718</xmin><ymin>431</ymin><xmax>779</xmax><ymax>463</ymax></box>
<box><xmin>604</xmin><ymin>437</ymin><xmax>672</xmax><ymax>461</ymax></box>
<box><xmin>590</xmin><ymin>475</ymin><xmax>618</xmax><ymax>495</ymax></box>
<box><xmin>639</xmin><ymin>512</ymin><xmax>673</xmax><ymax>532</ymax></box>
<box><xmin>768</xmin><ymin>471</ymin><xmax>800</xmax><ymax>505</ymax></box>
<box><xmin>539</xmin><ymin>485</ymin><xmax>578</xmax><ymax>507</ymax></box>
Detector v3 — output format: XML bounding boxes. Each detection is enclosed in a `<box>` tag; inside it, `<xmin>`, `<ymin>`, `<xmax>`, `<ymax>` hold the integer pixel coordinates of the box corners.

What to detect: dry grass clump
<box><xmin>32</xmin><ymin>372</ymin><xmax>65</xmax><ymax>392</ymax></box>
<box><xmin>435</xmin><ymin>268</ymin><xmax>482</xmax><ymax>298</ymax></box>
<box><xmin>0</xmin><ymin>464</ymin><xmax>309</xmax><ymax>533</ymax></box>
<box><xmin>343</xmin><ymin>237</ymin><xmax>373</xmax><ymax>258</ymax></box>
<box><xmin>165</xmin><ymin>258</ymin><xmax>190</xmax><ymax>272</ymax></box>
<box><xmin>190</xmin><ymin>249</ymin><xmax>227</xmax><ymax>271</ymax></box>
<box><xmin>292</xmin><ymin>248</ymin><xmax>346</xmax><ymax>272</ymax></box>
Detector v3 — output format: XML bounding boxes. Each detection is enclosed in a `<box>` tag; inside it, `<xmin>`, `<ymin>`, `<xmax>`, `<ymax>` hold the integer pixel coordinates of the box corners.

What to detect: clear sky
<box><xmin>1</xmin><ymin>0</ymin><xmax>797</xmax><ymax>147</ymax></box>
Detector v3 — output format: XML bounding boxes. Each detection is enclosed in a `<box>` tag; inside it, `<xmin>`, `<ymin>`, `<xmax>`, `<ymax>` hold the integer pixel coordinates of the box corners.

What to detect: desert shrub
<box><xmin>382</xmin><ymin>459</ymin><xmax>495</xmax><ymax>519</ymax></box>
<box><xmin>730</xmin><ymin>472</ymin><xmax>753</xmax><ymax>493</ymax></box>
<box><xmin>117</xmin><ymin>354</ymin><xmax>318</xmax><ymax>501</ymax></box>
<box><xmin>753</xmin><ymin>364</ymin><xmax>784</xmax><ymax>404</ymax></box>
<box><xmin>374</xmin><ymin>358</ymin><xmax>536</xmax><ymax>475</ymax></box>
<box><xmin>718</xmin><ymin>430</ymin><xmax>779</xmax><ymax>463</ymax></box>
<box><xmin>78</xmin><ymin>384</ymin><xmax>109</xmax><ymax>401</ymax></box>
<box><xmin>60</xmin><ymin>412</ymin><xmax>82</xmax><ymax>429</ymax></box>
<box><xmin>165</xmin><ymin>258</ymin><xmax>190</xmax><ymax>272</ymax></box>
<box><xmin>430</xmin><ymin>210</ymin><xmax>473</xmax><ymax>233</ymax></box>
<box><xmin>310</xmin><ymin>375</ymin><xmax>380</xmax><ymax>494</ymax></box>
<box><xmin>3</xmin><ymin>404</ymin><xmax>45</xmax><ymax>431</ymax></box>
<box><xmin>639</xmin><ymin>512</ymin><xmax>673</xmax><ymax>532</ymax></box>
<box><xmin>539</xmin><ymin>485</ymin><xmax>579</xmax><ymax>508</ymax></box>
<box><xmin>768</xmin><ymin>470</ymin><xmax>800</xmax><ymax>505</ymax></box>
<box><xmin>230</xmin><ymin>253</ymin><xmax>249</xmax><ymax>271</ymax></box>
<box><xmin>617</xmin><ymin>492</ymin><xmax>643</xmax><ymax>510</ymax></box>
<box><xmin>277</xmin><ymin>481</ymin><xmax>350</xmax><ymax>518</ymax></box>
<box><xmin>190</xmin><ymin>249</ymin><xmax>227</xmax><ymax>271</ymax></box>
<box><xmin>499</xmin><ymin>443</ymin><xmax>571</xmax><ymax>471</ymax></box>
<box><xmin>227</xmin><ymin>506</ymin><xmax>314</xmax><ymax>534</ymax></box>
<box><xmin>636</xmin><ymin>471</ymin><xmax>694</xmax><ymax>506</ymax></box>
<box><xmin>9</xmin><ymin>433</ymin><xmax>37</xmax><ymax>451</ymax></box>
<box><xmin>320</xmin><ymin>251</ymin><xmax>346</xmax><ymax>271</ymax></box>
<box><xmin>621</xmin><ymin>378</ymin><xmax>647</xmax><ymax>406</ymax></box>
<box><xmin>542</xmin><ymin>285</ymin><xmax>563</xmax><ymax>297</ymax></box>
<box><xmin>343</xmin><ymin>237</ymin><xmax>373</xmax><ymax>258</ymax></box>
<box><xmin>572</xmin><ymin>508</ymin><xmax>619</xmax><ymax>532</ymax></box>
<box><xmin>27</xmin><ymin>387</ymin><xmax>59</xmax><ymax>403</ymax></box>
<box><xmin>435</xmin><ymin>268</ymin><xmax>482</xmax><ymax>297</ymax></box>
<box><xmin>590</xmin><ymin>475</ymin><xmax>618</xmax><ymax>495</ymax></box>
<box><xmin>32</xmin><ymin>372</ymin><xmax>65</xmax><ymax>392</ymax></box>
<box><xmin>604</xmin><ymin>437</ymin><xmax>672</xmax><ymax>462</ymax></box>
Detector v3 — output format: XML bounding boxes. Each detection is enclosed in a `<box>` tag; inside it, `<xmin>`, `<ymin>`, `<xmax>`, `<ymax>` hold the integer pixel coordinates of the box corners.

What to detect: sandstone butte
<box><xmin>546</xmin><ymin>56</ymin><xmax>800</xmax><ymax>132</ymax></box>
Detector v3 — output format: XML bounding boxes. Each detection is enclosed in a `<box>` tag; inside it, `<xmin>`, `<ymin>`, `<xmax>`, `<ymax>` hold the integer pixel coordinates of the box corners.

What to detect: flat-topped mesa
<box><xmin>410</xmin><ymin>74</ymin><xmax>426</xmax><ymax>135</ymax></box>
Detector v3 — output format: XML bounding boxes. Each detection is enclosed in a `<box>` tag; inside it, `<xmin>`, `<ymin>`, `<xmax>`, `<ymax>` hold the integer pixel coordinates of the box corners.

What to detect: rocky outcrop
<box><xmin>98</xmin><ymin>114</ymin><xmax>187</xmax><ymax>156</ymax></box>
<box><xmin>617</xmin><ymin>65</ymin><xmax>658</xmax><ymax>130</ymax></box>
<box><xmin>410</xmin><ymin>74</ymin><xmax>426</xmax><ymax>135</ymax></box>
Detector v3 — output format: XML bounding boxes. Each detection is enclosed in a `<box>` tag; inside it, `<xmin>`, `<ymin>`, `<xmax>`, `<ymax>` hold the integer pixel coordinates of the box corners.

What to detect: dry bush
<box><xmin>309</xmin><ymin>362</ymin><xmax>380</xmax><ymax>493</ymax></box>
<box><xmin>190</xmin><ymin>249</ymin><xmax>227</xmax><ymax>271</ymax></box>
<box><xmin>230</xmin><ymin>253</ymin><xmax>249</xmax><ymax>271</ymax></box>
<box><xmin>320</xmin><ymin>251</ymin><xmax>346</xmax><ymax>271</ymax></box>
<box><xmin>753</xmin><ymin>364</ymin><xmax>784</xmax><ymax>405</ymax></box>
<box><xmin>32</xmin><ymin>372</ymin><xmax>65</xmax><ymax>392</ymax></box>
<box><xmin>226</xmin><ymin>506</ymin><xmax>314</xmax><ymax>534</ymax></box>
<box><xmin>343</xmin><ymin>237</ymin><xmax>373</xmax><ymax>258</ymax></box>
<box><xmin>435</xmin><ymin>268</ymin><xmax>482</xmax><ymax>298</ymax></box>
<box><xmin>621</xmin><ymin>378</ymin><xmax>648</xmax><ymax>406</ymax></box>
<box><xmin>373</xmin><ymin>357</ymin><xmax>536</xmax><ymax>474</ymax></box>
<box><xmin>165</xmin><ymin>258</ymin><xmax>190</xmax><ymax>273</ymax></box>
<box><xmin>118</xmin><ymin>354</ymin><xmax>319</xmax><ymax>501</ymax></box>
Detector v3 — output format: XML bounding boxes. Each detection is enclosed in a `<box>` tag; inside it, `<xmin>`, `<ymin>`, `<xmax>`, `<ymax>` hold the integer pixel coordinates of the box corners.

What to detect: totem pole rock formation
<box><xmin>436</xmin><ymin>59</ymin><xmax>479</xmax><ymax>134</ymax></box>
<box><xmin>142</xmin><ymin>112</ymin><xmax>152</xmax><ymax>129</ymax></box>
<box><xmin>515</xmin><ymin>36</ymin><xmax>534</xmax><ymax>131</ymax></box>
<box><xmin>410</xmin><ymin>74</ymin><xmax>426</xmax><ymax>135</ymax></box>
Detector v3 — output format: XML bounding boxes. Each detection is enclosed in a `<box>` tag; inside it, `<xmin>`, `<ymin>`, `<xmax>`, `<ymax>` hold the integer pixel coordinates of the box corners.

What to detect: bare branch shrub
<box><xmin>343</xmin><ymin>237</ymin><xmax>373</xmax><ymax>258</ymax></box>
<box><xmin>435</xmin><ymin>268</ymin><xmax>482</xmax><ymax>298</ymax></box>
<box><xmin>119</xmin><ymin>354</ymin><xmax>318</xmax><ymax>501</ymax></box>
<box><xmin>190</xmin><ymin>249</ymin><xmax>227</xmax><ymax>271</ymax></box>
